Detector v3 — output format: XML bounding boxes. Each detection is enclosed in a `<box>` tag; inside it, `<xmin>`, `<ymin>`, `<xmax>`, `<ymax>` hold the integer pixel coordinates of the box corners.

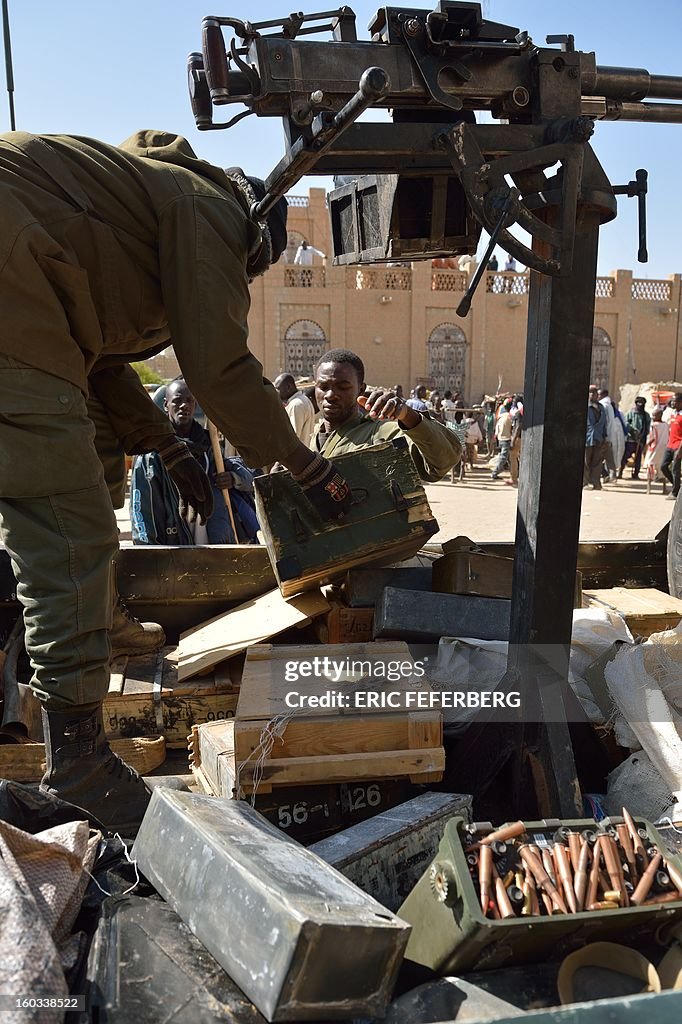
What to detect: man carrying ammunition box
<box><xmin>0</xmin><ymin>129</ymin><xmax>351</xmax><ymax>833</ymax></box>
<box><xmin>311</xmin><ymin>348</ymin><xmax>461</xmax><ymax>478</ymax></box>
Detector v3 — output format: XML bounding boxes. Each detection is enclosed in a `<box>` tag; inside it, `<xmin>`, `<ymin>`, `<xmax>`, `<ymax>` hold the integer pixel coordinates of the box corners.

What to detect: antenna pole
<box><xmin>2</xmin><ymin>0</ymin><xmax>15</xmax><ymax>130</ymax></box>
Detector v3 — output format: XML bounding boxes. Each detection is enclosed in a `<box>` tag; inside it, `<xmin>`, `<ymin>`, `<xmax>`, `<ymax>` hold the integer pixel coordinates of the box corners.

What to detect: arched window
<box><xmin>284</xmin><ymin>230</ymin><xmax>304</xmax><ymax>265</ymax></box>
<box><xmin>284</xmin><ymin>320</ymin><xmax>327</xmax><ymax>377</ymax></box>
<box><xmin>428</xmin><ymin>323</ymin><xmax>468</xmax><ymax>395</ymax></box>
<box><xmin>591</xmin><ymin>327</ymin><xmax>612</xmax><ymax>392</ymax></box>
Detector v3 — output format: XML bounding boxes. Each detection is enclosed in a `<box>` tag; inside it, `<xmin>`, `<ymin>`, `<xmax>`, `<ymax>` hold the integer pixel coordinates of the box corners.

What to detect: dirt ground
<box><xmin>424</xmin><ymin>464</ymin><xmax>674</xmax><ymax>545</ymax></box>
<box><xmin>116</xmin><ymin>461</ymin><xmax>675</xmax><ymax>546</ymax></box>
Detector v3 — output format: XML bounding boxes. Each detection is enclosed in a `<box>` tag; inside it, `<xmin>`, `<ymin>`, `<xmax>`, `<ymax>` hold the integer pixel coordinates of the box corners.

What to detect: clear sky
<box><xmin>4</xmin><ymin>0</ymin><xmax>681</xmax><ymax>277</ymax></box>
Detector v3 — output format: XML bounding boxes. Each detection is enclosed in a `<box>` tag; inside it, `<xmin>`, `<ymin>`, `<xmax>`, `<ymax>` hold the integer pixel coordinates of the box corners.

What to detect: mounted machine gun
<box><xmin>187</xmin><ymin>2</ymin><xmax>682</xmax><ymax>817</ymax></box>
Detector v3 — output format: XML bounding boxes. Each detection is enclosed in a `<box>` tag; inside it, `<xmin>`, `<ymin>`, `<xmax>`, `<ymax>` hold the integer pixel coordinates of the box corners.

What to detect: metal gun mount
<box><xmin>188</xmin><ymin>2</ymin><xmax>682</xmax><ymax>278</ymax></box>
<box><xmin>189</xmin><ymin>3</ymin><xmax>682</xmax><ymax>820</ymax></box>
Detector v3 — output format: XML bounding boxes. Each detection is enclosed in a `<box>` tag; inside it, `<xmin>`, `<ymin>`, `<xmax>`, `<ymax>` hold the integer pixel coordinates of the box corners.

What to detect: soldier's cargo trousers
<box><xmin>0</xmin><ymin>355</ymin><xmax>119</xmax><ymax>709</ymax></box>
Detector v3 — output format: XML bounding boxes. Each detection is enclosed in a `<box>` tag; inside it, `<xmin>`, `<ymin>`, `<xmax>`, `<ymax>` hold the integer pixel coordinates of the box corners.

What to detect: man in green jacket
<box><xmin>0</xmin><ymin>129</ymin><xmax>351</xmax><ymax>832</ymax></box>
<box><xmin>311</xmin><ymin>349</ymin><xmax>461</xmax><ymax>478</ymax></box>
<box><xmin>620</xmin><ymin>396</ymin><xmax>651</xmax><ymax>480</ymax></box>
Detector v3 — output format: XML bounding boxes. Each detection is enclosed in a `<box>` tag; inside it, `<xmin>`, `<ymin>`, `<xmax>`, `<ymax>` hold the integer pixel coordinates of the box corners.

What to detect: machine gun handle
<box><xmin>187</xmin><ymin>52</ymin><xmax>213</xmax><ymax>129</ymax></box>
<box><xmin>202</xmin><ymin>18</ymin><xmax>231</xmax><ymax>103</ymax></box>
<box><xmin>331</xmin><ymin>66</ymin><xmax>389</xmax><ymax>135</ymax></box>
<box><xmin>612</xmin><ymin>169</ymin><xmax>648</xmax><ymax>263</ymax></box>
<box><xmin>456</xmin><ymin>191</ymin><xmax>516</xmax><ymax>318</ymax></box>
<box><xmin>635</xmin><ymin>168</ymin><xmax>648</xmax><ymax>263</ymax></box>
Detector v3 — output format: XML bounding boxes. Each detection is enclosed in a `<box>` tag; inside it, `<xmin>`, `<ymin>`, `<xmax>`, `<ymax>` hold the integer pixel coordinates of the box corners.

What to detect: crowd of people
<box><xmin>129</xmin><ymin>361</ymin><xmax>464</xmax><ymax>547</ymax></box>
<box><xmin>585</xmin><ymin>388</ymin><xmax>682</xmax><ymax>500</ymax></box>
<box><xmin>128</xmin><ymin>373</ymin><xmax>533</xmax><ymax>551</ymax></box>
<box><xmin>391</xmin><ymin>387</ymin><xmax>523</xmax><ymax>486</ymax></box>
<box><xmin>130</xmin><ymin>374</ymin><xmax>682</xmax><ymax>552</ymax></box>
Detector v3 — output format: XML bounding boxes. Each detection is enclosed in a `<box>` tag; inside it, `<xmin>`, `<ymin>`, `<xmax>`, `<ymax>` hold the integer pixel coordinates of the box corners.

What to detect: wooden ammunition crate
<box><xmin>0</xmin><ymin>735</ymin><xmax>166</xmax><ymax>783</ymax></box>
<box><xmin>254</xmin><ymin>438</ymin><xmax>439</xmax><ymax>597</ymax></box>
<box><xmin>189</xmin><ymin>641</ymin><xmax>444</xmax><ymax>796</ymax></box>
<box><xmin>191</xmin><ymin>760</ymin><xmax>422</xmax><ymax>845</ymax></box>
<box><xmin>313</xmin><ymin>601</ymin><xmax>375</xmax><ymax>643</ymax></box>
<box><xmin>103</xmin><ymin>648</ymin><xmax>241</xmax><ymax>748</ymax></box>
<box><xmin>582</xmin><ymin>587</ymin><xmax>682</xmax><ymax>637</ymax></box>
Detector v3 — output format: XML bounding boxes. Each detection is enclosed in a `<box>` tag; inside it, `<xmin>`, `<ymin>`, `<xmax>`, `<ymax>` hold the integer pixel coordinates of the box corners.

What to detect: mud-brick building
<box><xmin>148</xmin><ymin>187</ymin><xmax>682</xmax><ymax>403</ymax></box>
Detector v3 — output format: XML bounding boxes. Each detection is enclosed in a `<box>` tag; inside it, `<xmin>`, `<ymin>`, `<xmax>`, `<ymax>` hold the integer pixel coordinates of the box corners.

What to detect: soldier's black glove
<box><xmin>157</xmin><ymin>438</ymin><xmax>214</xmax><ymax>525</ymax></box>
<box><xmin>292</xmin><ymin>453</ymin><xmax>352</xmax><ymax>522</ymax></box>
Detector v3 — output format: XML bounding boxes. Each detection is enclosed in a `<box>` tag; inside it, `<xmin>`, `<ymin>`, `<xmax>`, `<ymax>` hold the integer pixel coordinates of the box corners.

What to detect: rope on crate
<box><xmin>236</xmin><ymin>710</ymin><xmax>297</xmax><ymax>806</ymax></box>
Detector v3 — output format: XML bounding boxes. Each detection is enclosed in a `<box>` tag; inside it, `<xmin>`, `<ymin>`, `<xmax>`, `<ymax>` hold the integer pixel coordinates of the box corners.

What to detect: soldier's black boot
<box><xmin>40</xmin><ymin>703</ymin><xmax>150</xmax><ymax>834</ymax></box>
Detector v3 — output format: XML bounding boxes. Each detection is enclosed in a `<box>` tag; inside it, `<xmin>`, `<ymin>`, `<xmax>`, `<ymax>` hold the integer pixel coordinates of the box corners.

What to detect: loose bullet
<box><xmin>472</xmin><ymin>821</ymin><xmax>526</xmax><ymax>850</ymax></box>
<box><xmin>519</xmin><ymin>845</ymin><xmax>568</xmax><ymax>914</ymax></box>
<box><xmin>631</xmin><ymin>853</ymin><xmax>662</xmax><ymax>906</ymax></box>
<box><xmin>554</xmin><ymin>843</ymin><xmax>578</xmax><ymax>914</ymax></box>
<box><xmin>574</xmin><ymin>842</ymin><xmax>591</xmax><ymax>911</ymax></box>
<box><xmin>479</xmin><ymin>844</ymin><xmax>493</xmax><ymax>915</ymax></box>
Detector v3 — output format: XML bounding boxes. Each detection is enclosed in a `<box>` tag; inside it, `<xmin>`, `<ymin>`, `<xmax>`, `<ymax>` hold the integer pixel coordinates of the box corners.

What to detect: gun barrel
<box><xmin>582</xmin><ymin>99</ymin><xmax>682</xmax><ymax>124</ymax></box>
<box><xmin>586</xmin><ymin>66</ymin><xmax>682</xmax><ymax>102</ymax></box>
<box><xmin>648</xmin><ymin>75</ymin><xmax>682</xmax><ymax>100</ymax></box>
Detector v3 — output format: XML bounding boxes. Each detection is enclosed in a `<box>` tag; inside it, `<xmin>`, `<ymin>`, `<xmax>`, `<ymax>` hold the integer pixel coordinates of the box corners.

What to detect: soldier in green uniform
<box><xmin>0</xmin><ymin>130</ymin><xmax>351</xmax><ymax>832</ymax></box>
<box><xmin>311</xmin><ymin>349</ymin><xmax>461</xmax><ymax>478</ymax></box>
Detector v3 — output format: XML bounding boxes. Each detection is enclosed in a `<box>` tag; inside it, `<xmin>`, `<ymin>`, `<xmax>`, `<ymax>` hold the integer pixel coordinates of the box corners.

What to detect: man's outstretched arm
<box><xmin>363</xmin><ymin>388</ymin><xmax>462</xmax><ymax>482</ymax></box>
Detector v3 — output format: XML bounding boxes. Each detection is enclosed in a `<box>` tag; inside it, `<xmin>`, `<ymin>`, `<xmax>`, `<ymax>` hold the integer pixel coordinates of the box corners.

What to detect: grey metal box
<box><xmin>374</xmin><ymin>587</ymin><xmax>511</xmax><ymax>641</ymax></box>
<box><xmin>132</xmin><ymin>790</ymin><xmax>410</xmax><ymax>1022</ymax></box>
<box><xmin>310</xmin><ymin>792</ymin><xmax>472</xmax><ymax>911</ymax></box>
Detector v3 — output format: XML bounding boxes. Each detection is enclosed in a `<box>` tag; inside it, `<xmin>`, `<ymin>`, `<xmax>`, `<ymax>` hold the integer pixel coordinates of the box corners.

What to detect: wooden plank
<box><xmin>237</xmin><ymin>748</ymin><xmax>445</xmax><ymax>788</ymax></box>
<box><xmin>408</xmin><ymin>713</ymin><xmax>443</xmax><ymax>783</ymax></box>
<box><xmin>582</xmin><ymin>586</ymin><xmax>682</xmax><ymax>615</ymax></box>
<box><xmin>582</xmin><ymin>587</ymin><xmax>682</xmax><ymax>637</ymax></box>
<box><xmin>234</xmin><ymin>713</ymin><xmax>430</xmax><ymax>760</ymax></box>
<box><xmin>0</xmin><ymin>735</ymin><xmax>166</xmax><ymax>782</ymax></box>
<box><xmin>177</xmin><ymin>588</ymin><xmax>330</xmax><ymax>682</ymax></box>
<box><xmin>277</xmin><ymin>536</ymin><xmax>438</xmax><ymax>599</ymax></box>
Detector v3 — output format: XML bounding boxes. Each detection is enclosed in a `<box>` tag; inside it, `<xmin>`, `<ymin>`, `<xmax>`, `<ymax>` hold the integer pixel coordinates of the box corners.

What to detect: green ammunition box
<box><xmin>399</xmin><ymin>816</ymin><xmax>682</xmax><ymax>974</ymax></box>
<box><xmin>254</xmin><ymin>438</ymin><xmax>439</xmax><ymax>597</ymax></box>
